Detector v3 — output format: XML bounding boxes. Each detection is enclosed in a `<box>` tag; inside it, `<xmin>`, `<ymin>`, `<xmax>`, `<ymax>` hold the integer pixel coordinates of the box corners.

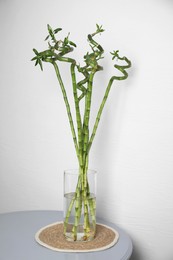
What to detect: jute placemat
<box><xmin>35</xmin><ymin>222</ymin><xmax>119</xmax><ymax>252</ymax></box>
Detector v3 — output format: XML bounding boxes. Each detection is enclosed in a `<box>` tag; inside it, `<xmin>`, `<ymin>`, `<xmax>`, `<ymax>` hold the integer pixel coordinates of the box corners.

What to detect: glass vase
<box><xmin>63</xmin><ymin>169</ymin><xmax>97</xmax><ymax>242</ymax></box>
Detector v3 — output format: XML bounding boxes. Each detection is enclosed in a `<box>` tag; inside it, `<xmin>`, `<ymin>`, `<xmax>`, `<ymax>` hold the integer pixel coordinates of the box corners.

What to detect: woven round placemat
<box><xmin>35</xmin><ymin>222</ymin><xmax>119</xmax><ymax>252</ymax></box>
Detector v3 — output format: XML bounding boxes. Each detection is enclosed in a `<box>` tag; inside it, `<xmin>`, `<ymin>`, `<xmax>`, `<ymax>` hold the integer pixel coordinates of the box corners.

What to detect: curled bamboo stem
<box><xmin>87</xmin><ymin>52</ymin><xmax>131</xmax><ymax>154</ymax></box>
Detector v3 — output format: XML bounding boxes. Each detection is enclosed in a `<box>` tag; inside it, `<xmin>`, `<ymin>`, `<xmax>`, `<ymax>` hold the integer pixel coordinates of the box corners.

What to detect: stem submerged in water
<box><xmin>64</xmin><ymin>169</ymin><xmax>96</xmax><ymax>241</ymax></box>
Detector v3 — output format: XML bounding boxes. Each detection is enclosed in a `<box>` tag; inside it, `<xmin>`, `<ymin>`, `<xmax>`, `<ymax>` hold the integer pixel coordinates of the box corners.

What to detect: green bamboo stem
<box><xmin>63</xmin><ymin>195</ymin><xmax>76</xmax><ymax>235</ymax></box>
<box><xmin>53</xmin><ymin>55</ymin><xmax>86</xmax><ymax>241</ymax></box>
<box><xmin>80</xmin><ymin>61</ymin><xmax>97</xmax><ymax>238</ymax></box>
<box><xmin>71</xmin><ymin>169</ymin><xmax>83</xmax><ymax>240</ymax></box>
<box><xmin>52</xmin><ymin>61</ymin><xmax>79</xmax><ymax>160</ymax></box>
<box><xmin>70</xmin><ymin>63</ymin><xmax>83</xmax><ymax>167</ymax></box>
<box><xmin>83</xmin><ymin>198</ymin><xmax>90</xmax><ymax>239</ymax></box>
<box><xmin>88</xmin><ymin>197</ymin><xmax>96</xmax><ymax>234</ymax></box>
<box><xmin>53</xmin><ymin>60</ymin><xmax>84</xmax><ymax>240</ymax></box>
<box><xmin>72</xmin><ymin>196</ymin><xmax>82</xmax><ymax>241</ymax></box>
<box><xmin>71</xmin><ymin>63</ymin><xmax>87</xmax><ymax>240</ymax></box>
<box><xmin>86</xmin><ymin>80</ymin><xmax>113</xmax><ymax>155</ymax></box>
<box><xmin>84</xmin><ymin>155</ymin><xmax>97</xmax><ymax>236</ymax></box>
<box><xmin>77</xmin><ymin>66</ymin><xmax>89</xmax><ymax>101</ymax></box>
<box><xmin>82</xmin><ymin>155</ymin><xmax>90</xmax><ymax>237</ymax></box>
<box><xmin>87</xmin><ymin>54</ymin><xmax>131</xmax><ymax>154</ymax></box>
<box><xmin>63</xmin><ymin>172</ymin><xmax>83</xmax><ymax>239</ymax></box>
<box><xmin>83</xmin><ymin>72</ymin><xmax>95</xmax><ymax>167</ymax></box>
<box><xmin>54</xmin><ymin>54</ymin><xmax>75</xmax><ymax>64</ymax></box>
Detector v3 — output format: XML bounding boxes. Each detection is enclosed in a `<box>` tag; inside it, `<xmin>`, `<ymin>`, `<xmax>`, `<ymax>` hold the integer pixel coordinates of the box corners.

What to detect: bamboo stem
<box><xmin>87</xmin><ymin>53</ymin><xmax>131</xmax><ymax>154</ymax></box>
<box><xmin>87</xmin><ymin>80</ymin><xmax>113</xmax><ymax>155</ymax></box>
<box><xmin>52</xmin><ymin>62</ymin><xmax>79</xmax><ymax>160</ymax></box>
<box><xmin>70</xmin><ymin>63</ymin><xmax>83</xmax><ymax>167</ymax></box>
<box><xmin>83</xmin><ymin>72</ymin><xmax>95</xmax><ymax>168</ymax></box>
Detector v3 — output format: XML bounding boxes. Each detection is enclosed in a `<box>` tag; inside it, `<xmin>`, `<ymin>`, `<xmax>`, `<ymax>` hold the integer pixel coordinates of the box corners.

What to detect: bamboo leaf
<box><xmin>69</xmin><ymin>41</ymin><xmax>77</xmax><ymax>47</ymax></box>
<box><xmin>96</xmin><ymin>24</ymin><xmax>100</xmax><ymax>30</ymax></box>
<box><xmin>54</xmin><ymin>28</ymin><xmax>62</xmax><ymax>34</ymax></box>
<box><xmin>96</xmin><ymin>24</ymin><xmax>104</xmax><ymax>33</ymax></box>
<box><xmin>47</xmin><ymin>24</ymin><xmax>55</xmax><ymax>40</ymax></box>
<box><xmin>31</xmin><ymin>56</ymin><xmax>37</xmax><ymax>61</ymax></box>
<box><xmin>35</xmin><ymin>59</ymin><xmax>39</xmax><ymax>66</ymax></box>
<box><xmin>45</xmin><ymin>35</ymin><xmax>49</xmax><ymax>41</ymax></box>
<box><xmin>33</xmin><ymin>48</ymin><xmax>38</xmax><ymax>55</ymax></box>
<box><xmin>110</xmin><ymin>50</ymin><xmax>119</xmax><ymax>60</ymax></box>
<box><xmin>47</xmin><ymin>24</ymin><xmax>53</xmax><ymax>33</ymax></box>
<box><xmin>64</xmin><ymin>37</ymin><xmax>68</xmax><ymax>45</ymax></box>
<box><xmin>38</xmin><ymin>59</ymin><xmax>43</xmax><ymax>71</ymax></box>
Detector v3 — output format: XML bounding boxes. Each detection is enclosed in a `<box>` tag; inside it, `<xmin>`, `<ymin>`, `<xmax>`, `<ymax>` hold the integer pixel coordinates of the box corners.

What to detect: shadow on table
<box><xmin>130</xmin><ymin>246</ymin><xmax>141</xmax><ymax>260</ymax></box>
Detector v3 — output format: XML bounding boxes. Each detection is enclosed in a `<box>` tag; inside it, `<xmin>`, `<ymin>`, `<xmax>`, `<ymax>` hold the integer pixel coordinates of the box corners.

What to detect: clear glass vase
<box><xmin>63</xmin><ymin>169</ymin><xmax>97</xmax><ymax>242</ymax></box>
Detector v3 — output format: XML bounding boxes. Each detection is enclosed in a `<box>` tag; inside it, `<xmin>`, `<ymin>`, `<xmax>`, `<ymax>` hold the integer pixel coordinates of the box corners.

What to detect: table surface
<box><xmin>0</xmin><ymin>210</ymin><xmax>133</xmax><ymax>260</ymax></box>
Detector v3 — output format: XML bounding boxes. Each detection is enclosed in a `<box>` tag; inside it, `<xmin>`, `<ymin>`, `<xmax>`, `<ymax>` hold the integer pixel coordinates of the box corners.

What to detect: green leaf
<box><xmin>96</xmin><ymin>24</ymin><xmax>104</xmax><ymax>33</ymax></box>
<box><xmin>47</xmin><ymin>24</ymin><xmax>53</xmax><ymax>33</ymax></box>
<box><xmin>38</xmin><ymin>59</ymin><xmax>43</xmax><ymax>71</ymax></box>
<box><xmin>54</xmin><ymin>28</ymin><xmax>62</xmax><ymax>34</ymax></box>
<box><xmin>96</xmin><ymin>24</ymin><xmax>100</xmax><ymax>30</ymax></box>
<box><xmin>64</xmin><ymin>36</ymin><xmax>68</xmax><ymax>45</ymax></box>
<box><xmin>31</xmin><ymin>56</ymin><xmax>37</xmax><ymax>61</ymax></box>
<box><xmin>45</xmin><ymin>35</ymin><xmax>49</xmax><ymax>41</ymax></box>
<box><xmin>35</xmin><ymin>59</ymin><xmax>39</xmax><ymax>66</ymax></box>
<box><xmin>47</xmin><ymin>24</ymin><xmax>55</xmax><ymax>39</ymax></box>
<box><xmin>33</xmin><ymin>48</ymin><xmax>38</xmax><ymax>55</ymax></box>
<box><xmin>69</xmin><ymin>41</ymin><xmax>77</xmax><ymax>47</ymax></box>
<box><xmin>110</xmin><ymin>50</ymin><xmax>119</xmax><ymax>60</ymax></box>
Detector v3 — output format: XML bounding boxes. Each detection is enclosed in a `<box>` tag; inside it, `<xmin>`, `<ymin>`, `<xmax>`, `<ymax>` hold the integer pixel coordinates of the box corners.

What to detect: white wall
<box><xmin>0</xmin><ymin>0</ymin><xmax>173</xmax><ymax>259</ymax></box>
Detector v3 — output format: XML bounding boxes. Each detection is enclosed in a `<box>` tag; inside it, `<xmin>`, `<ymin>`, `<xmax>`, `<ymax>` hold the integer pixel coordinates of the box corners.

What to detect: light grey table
<box><xmin>0</xmin><ymin>210</ymin><xmax>133</xmax><ymax>260</ymax></box>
